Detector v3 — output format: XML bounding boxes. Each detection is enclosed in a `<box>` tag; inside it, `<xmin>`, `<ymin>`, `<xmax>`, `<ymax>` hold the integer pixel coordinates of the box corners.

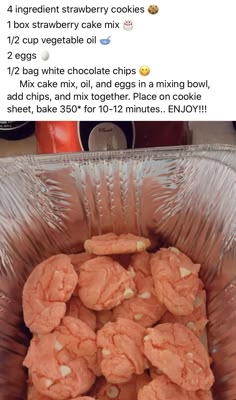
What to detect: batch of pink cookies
<box><xmin>23</xmin><ymin>233</ymin><xmax>214</xmax><ymax>400</ymax></box>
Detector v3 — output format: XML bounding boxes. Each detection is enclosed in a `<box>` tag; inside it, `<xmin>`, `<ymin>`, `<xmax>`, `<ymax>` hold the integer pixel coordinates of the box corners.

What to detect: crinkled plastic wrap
<box><xmin>0</xmin><ymin>145</ymin><xmax>235</xmax><ymax>400</ymax></box>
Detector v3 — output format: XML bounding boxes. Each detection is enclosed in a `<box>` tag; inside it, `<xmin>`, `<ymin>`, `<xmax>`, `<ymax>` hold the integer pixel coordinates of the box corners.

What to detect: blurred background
<box><xmin>0</xmin><ymin>121</ymin><xmax>235</xmax><ymax>157</ymax></box>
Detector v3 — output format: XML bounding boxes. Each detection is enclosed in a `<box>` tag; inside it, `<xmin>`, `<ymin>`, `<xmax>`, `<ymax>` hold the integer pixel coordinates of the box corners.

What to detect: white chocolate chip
<box><xmin>128</xmin><ymin>266</ymin><xmax>136</xmax><ymax>278</ymax></box>
<box><xmin>106</xmin><ymin>385</ymin><xmax>119</xmax><ymax>398</ymax></box>
<box><xmin>196</xmin><ymin>367</ymin><xmax>203</xmax><ymax>373</ymax></box>
<box><xmin>179</xmin><ymin>267</ymin><xmax>191</xmax><ymax>278</ymax></box>
<box><xmin>139</xmin><ymin>291</ymin><xmax>151</xmax><ymax>299</ymax></box>
<box><xmin>59</xmin><ymin>365</ymin><xmax>71</xmax><ymax>377</ymax></box>
<box><xmin>156</xmin><ymin>368</ymin><xmax>163</xmax><ymax>375</ymax></box>
<box><xmin>55</xmin><ymin>340</ymin><xmax>63</xmax><ymax>351</ymax></box>
<box><xmin>144</xmin><ymin>335</ymin><xmax>150</xmax><ymax>342</ymax></box>
<box><xmin>186</xmin><ymin>321</ymin><xmax>196</xmax><ymax>330</ymax></box>
<box><xmin>194</xmin><ymin>296</ymin><xmax>202</xmax><ymax>307</ymax></box>
<box><xmin>102</xmin><ymin>348</ymin><xmax>111</xmax><ymax>356</ymax></box>
<box><xmin>187</xmin><ymin>352</ymin><xmax>193</xmax><ymax>357</ymax></box>
<box><xmin>169</xmin><ymin>247</ymin><xmax>180</xmax><ymax>254</ymax></box>
<box><xmin>45</xmin><ymin>379</ymin><xmax>53</xmax><ymax>388</ymax></box>
<box><xmin>123</xmin><ymin>288</ymin><xmax>135</xmax><ymax>300</ymax></box>
<box><xmin>134</xmin><ymin>314</ymin><xmax>143</xmax><ymax>321</ymax></box>
<box><xmin>144</xmin><ymin>359</ymin><xmax>149</xmax><ymax>369</ymax></box>
<box><xmin>188</xmin><ymin>360</ymin><xmax>194</xmax><ymax>364</ymax></box>
<box><xmin>84</xmin><ymin>240</ymin><xmax>92</xmax><ymax>253</ymax></box>
<box><xmin>137</xmin><ymin>241</ymin><xmax>146</xmax><ymax>252</ymax></box>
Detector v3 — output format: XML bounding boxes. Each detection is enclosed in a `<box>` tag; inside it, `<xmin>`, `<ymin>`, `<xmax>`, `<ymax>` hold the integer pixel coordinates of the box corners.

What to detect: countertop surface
<box><xmin>0</xmin><ymin>121</ymin><xmax>235</xmax><ymax>157</ymax></box>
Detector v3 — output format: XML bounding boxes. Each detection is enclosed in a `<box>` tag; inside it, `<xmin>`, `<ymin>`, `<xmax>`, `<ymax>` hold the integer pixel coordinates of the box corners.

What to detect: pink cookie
<box><xmin>28</xmin><ymin>385</ymin><xmax>51</xmax><ymax>400</ymax></box>
<box><xmin>137</xmin><ymin>375</ymin><xmax>213</xmax><ymax>400</ymax></box>
<box><xmin>161</xmin><ymin>289</ymin><xmax>208</xmax><ymax>337</ymax></box>
<box><xmin>23</xmin><ymin>255</ymin><xmax>78</xmax><ymax>334</ymax></box>
<box><xmin>113</xmin><ymin>294</ymin><xmax>165</xmax><ymax>328</ymax></box>
<box><xmin>84</xmin><ymin>233</ymin><xmax>151</xmax><ymax>255</ymax></box>
<box><xmin>70</xmin><ymin>253</ymin><xmax>94</xmax><ymax>297</ymax></box>
<box><xmin>66</xmin><ymin>296</ymin><xmax>96</xmax><ymax>331</ymax></box>
<box><xmin>113</xmin><ymin>253</ymin><xmax>165</xmax><ymax>327</ymax></box>
<box><xmin>92</xmin><ymin>373</ymin><xmax>150</xmax><ymax>400</ymax></box>
<box><xmin>77</xmin><ymin>256</ymin><xmax>136</xmax><ymax>311</ymax></box>
<box><xmin>151</xmin><ymin>247</ymin><xmax>200</xmax><ymax>316</ymax></box>
<box><xmin>144</xmin><ymin>323</ymin><xmax>214</xmax><ymax>391</ymax></box>
<box><xmin>130</xmin><ymin>252</ymin><xmax>152</xmax><ymax>289</ymax></box>
<box><xmin>97</xmin><ymin>318</ymin><xmax>146</xmax><ymax>384</ymax></box>
<box><xmin>24</xmin><ymin>317</ymin><xmax>99</xmax><ymax>399</ymax></box>
<box><xmin>130</xmin><ymin>252</ymin><xmax>165</xmax><ymax>311</ymax></box>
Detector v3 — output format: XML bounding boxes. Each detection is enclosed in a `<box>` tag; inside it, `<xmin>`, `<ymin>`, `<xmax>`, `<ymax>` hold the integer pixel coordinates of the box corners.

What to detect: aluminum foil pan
<box><xmin>0</xmin><ymin>145</ymin><xmax>235</xmax><ymax>400</ymax></box>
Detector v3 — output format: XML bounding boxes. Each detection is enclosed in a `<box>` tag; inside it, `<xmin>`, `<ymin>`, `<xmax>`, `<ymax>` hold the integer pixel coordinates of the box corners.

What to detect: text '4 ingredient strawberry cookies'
<box><xmin>143</xmin><ymin>323</ymin><xmax>214</xmax><ymax>391</ymax></box>
<box><xmin>97</xmin><ymin>318</ymin><xmax>146</xmax><ymax>384</ymax></box>
<box><xmin>151</xmin><ymin>247</ymin><xmax>201</xmax><ymax>316</ymax></box>
<box><xmin>24</xmin><ymin>317</ymin><xmax>100</xmax><ymax>399</ymax></box>
<box><xmin>113</xmin><ymin>252</ymin><xmax>166</xmax><ymax>327</ymax></box>
<box><xmin>77</xmin><ymin>256</ymin><xmax>136</xmax><ymax>311</ymax></box>
<box><xmin>137</xmin><ymin>375</ymin><xmax>213</xmax><ymax>400</ymax></box>
<box><xmin>84</xmin><ymin>233</ymin><xmax>151</xmax><ymax>255</ymax></box>
<box><xmin>23</xmin><ymin>254</ymin><xmax>78</xmax><ymax>335</ymax></box>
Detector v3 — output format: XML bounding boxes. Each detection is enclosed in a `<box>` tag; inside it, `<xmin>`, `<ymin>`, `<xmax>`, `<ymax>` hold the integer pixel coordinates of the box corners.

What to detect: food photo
<box><xmin>0</xmin><ymin>121</ymin><xmax>235</xmax><ymax>400</ymax></box>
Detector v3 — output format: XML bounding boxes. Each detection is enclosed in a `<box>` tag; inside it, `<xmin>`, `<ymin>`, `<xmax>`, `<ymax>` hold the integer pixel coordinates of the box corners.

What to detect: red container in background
<box><xmin>35</xmin><ymin>121</ymin><xmax>192</xmax><ymax>154</ymax></box>
<box><xmin>134</xmin><ymin>121</ymin><xmax>191</xmax><ymax>147</ymax></box>
<box><xmin>36</xmin><ymin>121</ymin><xmax>82</xmax><ymax>154</ymax></box>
